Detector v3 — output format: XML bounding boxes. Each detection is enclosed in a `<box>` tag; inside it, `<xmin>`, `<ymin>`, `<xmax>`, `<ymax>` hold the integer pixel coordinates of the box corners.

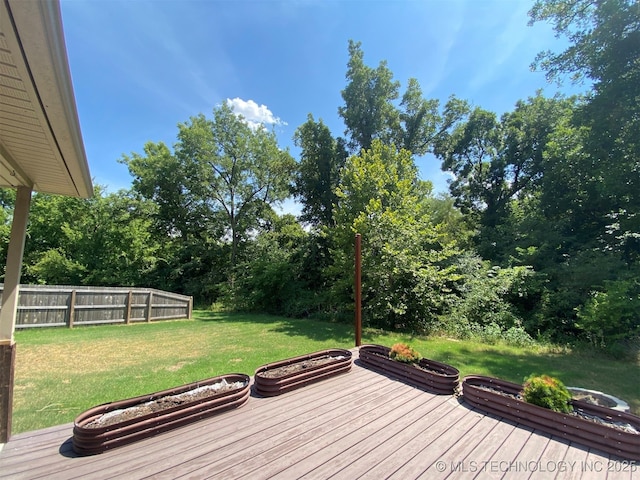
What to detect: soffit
<box><xmin>0</xmin><ymin>0</ymin><xmax>92</xmax><ymax>198</ymax></box>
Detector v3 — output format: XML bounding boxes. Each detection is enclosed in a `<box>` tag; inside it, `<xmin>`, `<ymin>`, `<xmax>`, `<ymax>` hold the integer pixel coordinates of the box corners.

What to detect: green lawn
<box><xmin>12</xmin><ymin>311</ymin><xmax>639</xmax><ymax>434</ymax></box>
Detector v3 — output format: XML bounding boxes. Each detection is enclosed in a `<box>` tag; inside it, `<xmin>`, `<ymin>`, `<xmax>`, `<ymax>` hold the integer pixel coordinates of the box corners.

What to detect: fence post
<box><xmin>188</xmin><ymin>297</ymin><xmax>193</xmax><ymax>319</ymax></box>
<box><xmin>125</xmin><ymin>291</ymin><xmax>133</xmax><ymax>325</ymax></box>
<box><xmin>146</xmin><ymin>291</ymin><xmax>153</xmax><ymax>323</ymax></box>
<box><xmin>68</xmin><ymin>290</ymin><xmax>76</xmax><ymax>329</ymax></box>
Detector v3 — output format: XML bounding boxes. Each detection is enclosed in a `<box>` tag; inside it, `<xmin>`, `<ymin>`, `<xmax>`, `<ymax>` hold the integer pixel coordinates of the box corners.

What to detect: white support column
<box><xmin>0</xmin><ymin>186</ymin><xmax>32</xmax><ymax>342</ymax></box>
<box><xmin>0</xmin><ymin>186</ymin><xmax>32</xmax><ymax>443</ymax></box>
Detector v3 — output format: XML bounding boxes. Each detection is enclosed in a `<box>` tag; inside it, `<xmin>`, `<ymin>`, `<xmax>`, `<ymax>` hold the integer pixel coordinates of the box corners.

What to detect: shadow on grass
<box><xmin>195</xmin><ymin>311</ymin><xmax>355</xmax><ymax>344</ymax></box>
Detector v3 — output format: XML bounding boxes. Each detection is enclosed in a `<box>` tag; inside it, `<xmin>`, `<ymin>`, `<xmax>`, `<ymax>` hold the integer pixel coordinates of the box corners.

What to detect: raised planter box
<box><xmin>254</xmin><ymin>348</ymin><xmax>352</xmax><ymax>397</ymax></box>
<box><xmin>462</xmin><ymin>375</ymin><xmax>640</xmax><ymax>461</ymax></box>
<box><xmin>73</xmin><ymin>373</ymin><xmax>250</xmax><ymax>455</ymax></box>
<box><xmin>358</xmin><ymin>344</ymin><xmax>459</xmax><ymax>395</ymax></box>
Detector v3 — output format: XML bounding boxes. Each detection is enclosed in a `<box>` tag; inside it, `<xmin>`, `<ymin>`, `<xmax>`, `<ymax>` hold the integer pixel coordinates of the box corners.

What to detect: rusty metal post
<box><xmin>355</xmin><ymin>233</ymin><xmax>362</xmax><ymax>347</ymax></box>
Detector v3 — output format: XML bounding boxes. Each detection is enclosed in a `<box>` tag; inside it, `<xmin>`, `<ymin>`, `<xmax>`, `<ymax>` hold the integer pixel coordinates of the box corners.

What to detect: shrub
<box><xmin>450</xmin><ymin>254</ymin><xmax>533</xmax><ymax>331</ymax></box>
<box><xmin>576</xmin><ymin>278</ymin><xmax>640</xmax><ymax>347</ymax></box>
<box><xmin>389</xmin><ymin>343</ymin><xmax>422</xmax><ymax>364</ymax></box>
<box><xmin>521</xmin><ymin>374</ymin><xmax>572</xmax><ymax>413</ymax></box>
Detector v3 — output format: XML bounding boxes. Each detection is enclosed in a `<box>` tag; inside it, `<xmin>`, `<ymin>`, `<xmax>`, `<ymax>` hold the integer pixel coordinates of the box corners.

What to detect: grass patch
<box><xmin>12</xmin><ymin>311</ymin><xmax>639</xmax><ymax>434</ymax></box>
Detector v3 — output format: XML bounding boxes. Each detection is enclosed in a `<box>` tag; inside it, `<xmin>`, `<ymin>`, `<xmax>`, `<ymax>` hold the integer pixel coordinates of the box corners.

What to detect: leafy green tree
<box><xmin>292</xmin><ymin>115</ymin><xmax>348</xmax><ymax>227</ymax></box>
<box><xmin>339</xmin><ymin>41</ymin><xmax>468</xmax><ymax>157</ymax></box>
<box><xmin>398</xmin><ymin>80</ymin><xmax>469</xmax><ymax>157</ymax></box>
<box><xmin>175</xmin><ymin>104</ymin><xmax>296</xmax><ymax>269</ymax></box>
<box><xmin>576</xmin><ymin>278</ymin><xmax>640</xmax><ymax>346</ymax></box>
<box><xmin>231</xmin><ymin>214</ymin><xmax>316</xmax><ymax>316</ymax></box>
<box><xmin>530</xmin><ymin>0</ymin><xmax>640</xmax><ymax>265</ymax></box>
<box><xmin>330</xmin><ymin>140</ymin><xmax>460</xmax><ymax>331</ymax></box>
<box><xmin>339</xmin><ymin>40</ymin><xmax>400</xmax><ymax>152</ymax></box>
<box><xmin>20</xmin><ymin>187</ymin><xmax>159</xmax><ymax>286</ymax></box>
<box><xmin>434</xmin><ymin>94</ymin><xmax>575</xmax><ymax>261</ymax></box>
<box><xmin>121</xmin><ymin>141</ymin><xmax>213</xmax><ymax>240</ymax></box>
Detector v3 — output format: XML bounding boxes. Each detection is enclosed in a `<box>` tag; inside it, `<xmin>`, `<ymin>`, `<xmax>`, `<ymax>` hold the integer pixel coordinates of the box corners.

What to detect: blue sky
<box><xmin>60</xmin><ymin>0</ymin><xmax>584</xmax><ymax>205</ymax></box>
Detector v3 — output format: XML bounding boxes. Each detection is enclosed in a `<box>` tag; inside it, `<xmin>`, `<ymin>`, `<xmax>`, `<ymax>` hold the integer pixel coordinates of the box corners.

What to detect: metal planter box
<box><xmin>73</xmin><ymin>373</ymin><xmax>250</xmax><ymax>455</ymax></box>
<box><xmin>358</xmin><ymin>344</ymin><xmax>459</xmax><ymax>395</ymax></box>
<box><xmin>463</xmin><ymin>375</ymin><xmax>640</xmax><ymax>461</ymax></box>
<box><xmin>254</xmin><ymin>349</ymin><xmax>352</xmax><ymax>397</ymax></box>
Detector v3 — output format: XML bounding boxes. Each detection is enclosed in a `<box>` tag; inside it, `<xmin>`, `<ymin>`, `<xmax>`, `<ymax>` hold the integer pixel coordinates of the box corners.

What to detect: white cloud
<box><xmin>226</xmin><ymin>98</ymin><xmax>287</xmax><ymax>129</ymax></box>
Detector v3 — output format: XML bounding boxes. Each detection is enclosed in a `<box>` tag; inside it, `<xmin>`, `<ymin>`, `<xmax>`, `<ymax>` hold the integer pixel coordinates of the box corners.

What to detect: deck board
<box><xmin>0</xmin><ymin>349</ymin><xmax>637</xmax><ymax>480</ymax></box>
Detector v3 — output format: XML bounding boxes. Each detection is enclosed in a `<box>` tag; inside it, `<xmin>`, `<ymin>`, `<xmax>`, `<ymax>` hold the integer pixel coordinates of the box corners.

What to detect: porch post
<box><xmin>355</xmin><ymin>233</ymin><xmax>362</xmax><ymax>347</ymax></box>
<box><xmin>0</xmin><ymin>186</ymin><xmax>32</xmax><ymax>443</ymax></box>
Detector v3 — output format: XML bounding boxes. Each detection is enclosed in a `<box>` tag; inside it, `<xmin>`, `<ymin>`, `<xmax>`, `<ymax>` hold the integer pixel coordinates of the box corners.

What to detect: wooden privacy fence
<box><xmin>0</xmin><ymin>285</ymin><xmax>193</xmax><ymax>329</ymax></box>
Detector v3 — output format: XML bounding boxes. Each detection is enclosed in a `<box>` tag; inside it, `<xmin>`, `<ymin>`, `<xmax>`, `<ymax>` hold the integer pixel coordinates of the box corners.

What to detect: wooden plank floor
<box><xmin>1</xmin><ymin>349</ymin><xmax>638</xmax><ymax>479</ymax></box>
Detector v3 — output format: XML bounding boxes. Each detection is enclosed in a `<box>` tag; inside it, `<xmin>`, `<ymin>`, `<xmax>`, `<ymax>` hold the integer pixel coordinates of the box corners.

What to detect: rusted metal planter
<box><xmin>254</xmin><ymin>349</ymin><xmax>352</xmax><ymax>397</ymax></box>
<box><xmin>462</xmin><ymin>375</ymin><xmax>640</xmax><ymax>461</ymax></box>
<box><xmin>72</xmin><ymin>373</ymin><xmax>250</xmax><ymax>455</ymax></box>
<box><xmin>358</xmin><ymin>344</ymin><xmax>459</xmax><ymax>395</ymax></box>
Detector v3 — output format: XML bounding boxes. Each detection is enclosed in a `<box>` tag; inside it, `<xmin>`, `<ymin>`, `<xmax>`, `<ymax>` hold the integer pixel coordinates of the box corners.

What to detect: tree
<box><xmin>330</xmin><ymin>140</ymin><xmax>460</xmax><ymax>331</ymax></box>
<box><xmin>398</xmin><ymin>81</ymin><xmax>469</xmax><ymax>157</ymax></box>
<box><xmin>175</xmin><ymin>104</ymin><xmax>296</xmax><ymax>270</ymax></box>
<box><xmin>232</xmin><ymin>214</ymin><xmax>314</xmax><ymax>316</ymax></box>
<box><xmin>20</xmin><ymin>187</ymin><xmax>159</xmax><ymax>287</ymax></box>
<box><xmin>339</xmin><ymin>40</ymin><xmax>400</xmax><ymax>152</ymax></box>
<box><xmin>434</xmin><ymin>94</ymin><xmax>575</xmax><ymax>260</ymax></box>
<box><xmin>121</xmin><ymin>141</ymin><xmax>213</xmax><ymax>241</ymax></box>
<box><xmin>121</xmin><ymin>141</ymin><xmax>226</xmax><ymax>302</ymax></box>
<box><xmin>338</xmin><ymin>41</ymin><xmax>468</xmax><ymax>157</ymax></box>
<box><xmin>529</xmin><ymin>0</ymin><xmax>640</xmax><ymax>265</ymax></box>
<box><xmin>292</xmin><ymin>115</ymin><xmax>348</xmax><ymax>227</ymax></box>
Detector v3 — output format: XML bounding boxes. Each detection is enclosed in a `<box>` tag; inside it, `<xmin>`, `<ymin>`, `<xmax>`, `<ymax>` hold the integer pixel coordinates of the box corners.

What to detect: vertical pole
<box><xmin>0</xmin><ymin>186</ymin><xmax>32</xmax><ymax>443</ymax></box>
<box><xmin>125</xmin><ymin>291</ymin><xmax>133</xmax><ymax>325</ymax></box>
<box><xmin>355</xmin><ymin>233</ymin><xmax>362</xmax><ymax>347</ymax></box>
<box><xmin>68</xmin><ymin>290</ymin><xmax>76</xmax><ymax>328</ymax></box>
<box><xmin>146</xmin><ymin>291</ymin><xmax>153</xmax><ymax>322</ymax></box>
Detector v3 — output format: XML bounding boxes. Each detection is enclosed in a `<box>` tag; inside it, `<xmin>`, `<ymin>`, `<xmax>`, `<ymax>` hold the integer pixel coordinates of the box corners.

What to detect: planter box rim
<box><xmin>462</xmin><ymin>374</ymin><xmax>640</xmax><ymax>461</ymax></box>
<box><xmin>255</xmin><ymin>348</ymin><xmax>352</xmax><ymax>380</ymax></box>
<box><xmin>358</xmin><ymin>344</ymin><xmax>459</xmax><ymax>395</ymax></box>
<box><xmin>72</xmin><ymin>373</ymin><xmax>250</xmax><ymax>455</ymax></box>
<box><xmin>254</xmin><ymin>348</ymin><xmax>352</xmax><ymax>397</ymax></box>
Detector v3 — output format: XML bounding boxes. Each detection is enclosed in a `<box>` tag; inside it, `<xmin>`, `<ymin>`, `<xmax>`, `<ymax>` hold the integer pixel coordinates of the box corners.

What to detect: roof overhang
<box><xmin>0</xmin><ymin>0</ymin><xmax>93</xmax><ymax>198</ymax></box>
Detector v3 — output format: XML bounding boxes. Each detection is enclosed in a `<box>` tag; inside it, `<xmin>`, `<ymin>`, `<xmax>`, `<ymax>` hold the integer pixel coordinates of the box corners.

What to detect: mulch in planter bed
<box><xmin>358</xmin><ymin>344</ymin><xmax>459</xmax><ymax>395</ymax></box>
<box><xmin>72</xmin><ymin>373</ymin><xmax>250</xmax><ymax>455</ymax></box>
<box><xmin>462</xmin><ymin>375</ymin><xmax>640</xmax><ymax>461</ymax></box>
<box><xmin>254</xmin><ymin>348</ymin><xmax>352</xmax><ymax>397</ymax></box>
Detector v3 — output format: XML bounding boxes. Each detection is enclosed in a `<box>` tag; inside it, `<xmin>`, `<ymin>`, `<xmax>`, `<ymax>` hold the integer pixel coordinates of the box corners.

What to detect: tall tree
<box><xmin>121</xmin><ymin>141</ymin><xmax>212</xmax><ymax>241</ymax></box>
<box><xmin>529</xmin><ymin>0</ymin><xmax>640</xmax><ymax>264</ymax></box>
<box><xmin>398</xmin><ymin>81</ymin><xmax>469</xmax><ymax>157</ymax></box>
<box><xmin>338</xmin><ymin>41</ymin><xmax>469</xmax><ymax>157</ymax></box>
<box><xmin>330</xmin><ymin>140</ymin><xmax>460</xmax><ymax>331</ymax></box>
<box><xmin>434</xmin><ymin>94</ymin><xmax>575</xmax><ymax>260</ymax></box>
<box><xmin>339</xmin><ymin>40</ymin><xmax>401</xmax><ymax>152</ymax></box>
<box><xmin>292</xmin><ymin>115</ymin><xmax>348</xmax><ymax>227</ymax></box>
<box><xmin>175</xmin><ymin>103</ymin><xmax>296</xmax><ymax>269</ymax></box>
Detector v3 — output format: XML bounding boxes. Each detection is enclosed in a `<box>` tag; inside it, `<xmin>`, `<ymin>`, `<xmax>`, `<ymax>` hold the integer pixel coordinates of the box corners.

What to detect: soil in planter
<box><xmin>572</xmin><ymin>391</ymin><xmax>617</xmax><ymax>408</ymax></box>
<box><xmin>474</xmin><ymin>384</ymin><xmax>639</xmax><ymax>435</ymax></box>
<box><xmin>257</xmin><ymin>355</ymin><xmax>346</xmax><ymax>379</ymax></box>
<box><xmin>84</xmin><ymin>379</ymin><xmax>247</xmax><ymax>429</ymax></box>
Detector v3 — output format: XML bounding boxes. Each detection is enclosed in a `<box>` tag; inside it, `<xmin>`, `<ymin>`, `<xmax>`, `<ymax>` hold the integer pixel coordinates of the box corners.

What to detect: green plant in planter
<box><xmin>389</xmin><ymin>343</ymin><xmax>422</xmax><ymax>364</ymax></box>
<box><xmin>521</xmin><ymin>374</ymin><xmax>573</xmax><ymax>413</ymax></box>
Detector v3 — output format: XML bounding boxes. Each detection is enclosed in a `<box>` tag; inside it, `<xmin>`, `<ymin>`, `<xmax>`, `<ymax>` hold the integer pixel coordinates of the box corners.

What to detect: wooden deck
<box><xmin>1</xmin><ymin>350</ymin><xmax>638</xmax><ymax>479</ymax></box>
